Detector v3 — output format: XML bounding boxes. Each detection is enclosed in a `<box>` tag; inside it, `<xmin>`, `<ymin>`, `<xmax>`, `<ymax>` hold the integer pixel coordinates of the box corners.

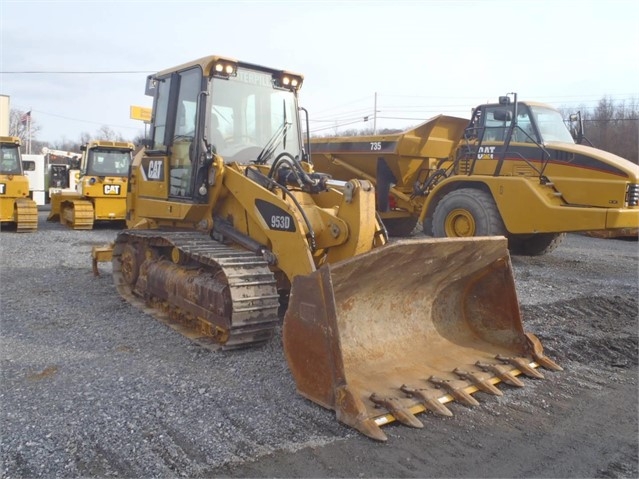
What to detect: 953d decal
<box><xmin>255</xmin><ymin>199</ymin><xmax>296</xmax><ymax>232</ymax></box>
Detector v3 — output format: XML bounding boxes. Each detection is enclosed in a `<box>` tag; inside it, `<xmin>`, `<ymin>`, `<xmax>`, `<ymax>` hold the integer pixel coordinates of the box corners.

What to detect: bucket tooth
<box><xmin>526</xmin><ymin>333</ymin><xmax>563</xmax><ymax>371</ymax></box>
<box><xmin>369</xmin><ymin>393</ymin><xmax>424</xmax><ymax>428</ymax></box>
<box><xmin>334</xmin><ymin>386</ymin><xmax>388</xmax><ymax>442</ymax></box>
<box><xmin>453</xmin><ymin>368</ymin><xmax>503</xmax><ymax>396</ymax></box>
<box><xmin>400</xmin><ymin>384</ymin><xmax>453</xmax><ymax>417</ymax></box>
<box><xmin>496</xmin><ymin>354</ymin><xmax>544</xmax><ymax>379</ymax></box>
<box><xmin>428</xmin><ymin>376</ymin><xmax>480</xmax><ymax>407</ymax></box>
<box><xmin>475</xmin><ymin>361</ymin><xmax>525</xmax><ymax>387</ymax></box>
<box><xmin>534</xmin><ymin>354</ymin><xmax>563</xmax><ymax>372</ymax></box>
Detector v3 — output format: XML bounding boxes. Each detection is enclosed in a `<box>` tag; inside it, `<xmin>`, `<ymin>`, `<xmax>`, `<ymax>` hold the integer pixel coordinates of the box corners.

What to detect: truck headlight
<box><xmin>627</xmin><ymin>183</ymin><xmax>639</xmax><ymax>206</ymax></box>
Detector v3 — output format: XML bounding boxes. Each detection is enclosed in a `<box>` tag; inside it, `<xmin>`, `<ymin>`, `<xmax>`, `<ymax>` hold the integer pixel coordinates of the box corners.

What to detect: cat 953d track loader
<box><xmin>0</xmin><ymin>136</ymin><xmax>38</xmax><ymax>232</ymax></box>
<box><xmin>48</xmin><ymin>140</ymin><xmax>134</xmax><ymax>229</ymax></box>
<box><xmin>310</xmin><ymin>94</ymin><xmax>639</xmax><ymax>255</ymax></box>
<box><xmin>94</xmin><ymin>55</ymin><xmax>560</xmax><ymax>441</ymax></box>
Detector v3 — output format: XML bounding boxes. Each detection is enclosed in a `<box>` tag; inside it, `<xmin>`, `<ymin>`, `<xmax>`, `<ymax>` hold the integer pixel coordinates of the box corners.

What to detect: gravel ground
<box><xmin>1</xmin><ymin>211</ymin><xmax>637</xmax><ymax>478</ymax></box>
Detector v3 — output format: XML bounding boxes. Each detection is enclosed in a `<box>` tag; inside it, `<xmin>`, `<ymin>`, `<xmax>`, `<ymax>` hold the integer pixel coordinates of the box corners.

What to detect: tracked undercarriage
<box><xmin>14</xmin><ymin>198</ymin><xmax>38</xmax><ymax>232</ymax></box>
<box><xmin>60</xmin><ymin>200</ymin><xmax>94</xmax><ymax>230</ymax></box>
<box><xmin>112</xmin><ymin>230</ymin><xmax>280</xmax><ymax>350</ymax></box>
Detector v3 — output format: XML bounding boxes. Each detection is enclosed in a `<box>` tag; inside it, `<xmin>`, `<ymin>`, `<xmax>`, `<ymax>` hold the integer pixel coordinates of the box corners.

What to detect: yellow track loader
<box><xmin>94</xmin><ymin>55</ymin><xmax>560</xmax><ymax>441</ymax></box>
<box><xmin>310</xmin><ymin>94</ymin><xmax>639</xmax><ymax>255</ymax></box>
<box><xmin>0</xmin><ymin>136</ymin><xmax>38</xmax><ymax>232</ymax></box>
<box><xmin>48</xmin><ymin>140</ymin><xmax>133</xmax><ymax>229</ymax></box>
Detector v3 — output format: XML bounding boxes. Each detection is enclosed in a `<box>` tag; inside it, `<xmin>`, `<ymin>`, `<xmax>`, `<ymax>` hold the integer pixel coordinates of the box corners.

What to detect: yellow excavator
<box><xmin>48</xmin><ymin>140</ymin><xmax>134</xmax><ymax>229</ymax></box>
<box><xmin>0</xmin><ymin>136</ymin><xmax>38</xmax><ymax>232</ymax></box>
<box><xmin>94</xmin><ymin>55</ymin><xmax>560</xmax><ymax>441</ymax></box>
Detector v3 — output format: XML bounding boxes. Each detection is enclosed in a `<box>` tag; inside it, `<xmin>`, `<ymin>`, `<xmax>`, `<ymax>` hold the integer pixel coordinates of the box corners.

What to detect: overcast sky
<box><xmin>1</xmin><ymin>0</ymin><xmax>638</xmax><ymax>144</ymax></box>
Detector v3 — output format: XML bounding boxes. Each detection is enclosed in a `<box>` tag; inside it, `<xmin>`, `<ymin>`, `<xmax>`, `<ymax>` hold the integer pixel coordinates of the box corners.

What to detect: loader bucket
<box><xmin>282</xmin><ymin>236</ymin><xmax>560</xmax><ymax>441</ymax></box>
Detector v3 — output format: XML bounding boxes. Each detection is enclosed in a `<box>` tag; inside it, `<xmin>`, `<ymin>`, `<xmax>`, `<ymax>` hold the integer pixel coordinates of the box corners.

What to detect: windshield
<box><xmin>85</xmin><ymin>148</ymin><xmax>132</xmax><ymax>176</ymax></box>
<box><xmin>209</xmin><ymin>68</ymin><xmax>301</xmax><ymax>164</ymax></box>
<box><xmin>530</xmin><ymin>106</ymin><xmax>575</xmax><ymax>144</ymax></box>
<box><xmin>0</xmin><ymin>144</ymin><xmax>23</xmax><ymax>175</ymax></box>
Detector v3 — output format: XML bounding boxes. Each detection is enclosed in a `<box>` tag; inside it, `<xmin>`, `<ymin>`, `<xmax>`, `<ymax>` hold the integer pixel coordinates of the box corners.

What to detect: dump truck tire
<box><xmin>382</xmin><ymin>217</ymin><xmax>418</xmax><ymax>237</ymax></box>
<box><xmin>432</xmin><ymin>189</ymin><xmax>505</xmax><ymax>238</ymax></box>
<box><xmin>508</xmin><ymin>233</ymin><xmax>566</xmax><ymax>256</ymax></box>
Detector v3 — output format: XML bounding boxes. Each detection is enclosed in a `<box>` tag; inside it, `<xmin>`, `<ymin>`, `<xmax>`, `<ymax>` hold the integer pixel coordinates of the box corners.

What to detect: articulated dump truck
<box><xmin>93</xmin><ymin>57</ymin><xmax>561</xmax><ymax>441</ymax></box>
<box><xmin>0</xmin><ymin>136</ymin><xmax>38</xmax><ymax>232</ymax></box>
<box><xmin>310</xmin><ymin>94</ymin><xmax>639</xmax><ymax>255</ymax></box>
<box><xmin>48</xmin><ymin>140</ymin><xmax>134</xmax><ymax>229</ymax></box>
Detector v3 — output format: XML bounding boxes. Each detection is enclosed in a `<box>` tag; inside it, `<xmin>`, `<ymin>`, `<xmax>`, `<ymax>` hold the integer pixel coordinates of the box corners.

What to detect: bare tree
<box><xmin>79</xmin><ymin>132</ymin><xmax>91</xmax><ymax>146</ymax></box>
<box><xmin>9</xmin><ymin>109</ymin><xmax>42</xmax><ymax>144</ymax></box>
<box><xmin>563</xmin><ymin>97</ymin><xmax>638</xmax><ymax>164</ymax></box>
<box><xmin>95</xmin><ymin>125</ymin><xmax>125</xmax><ymax>141</ymax></box>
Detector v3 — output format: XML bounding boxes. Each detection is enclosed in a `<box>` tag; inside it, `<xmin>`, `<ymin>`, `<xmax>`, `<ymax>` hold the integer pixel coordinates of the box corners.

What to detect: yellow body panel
<box><xmin>447</xmin><ymin>176</ymin><xmax>635</xmax><ymax>233</ymax></box>
<box><xmin>0</xmin><ymin>174</ymin><xmax>30</xmax><ymax>222</ymax></box>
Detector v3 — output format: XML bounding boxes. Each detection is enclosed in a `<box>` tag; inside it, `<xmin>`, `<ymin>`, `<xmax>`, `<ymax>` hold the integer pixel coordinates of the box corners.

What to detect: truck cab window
<box><xmin>0</xmin><ymin>147</ymin><xmax>22</xmax><ymax>175</ymax></box>
<box><xmin>482</xmin><ymin>107</ymin><xmax>510</xmax><ymax>142</ymax></box>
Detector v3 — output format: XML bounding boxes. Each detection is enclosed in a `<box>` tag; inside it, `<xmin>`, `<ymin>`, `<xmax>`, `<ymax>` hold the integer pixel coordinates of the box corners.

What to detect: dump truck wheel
<box><xmin>422</xmin><ymin>217</ymin><xmax>433</xmax><ymax>236</ymax></box>
<box><xmin>382</xmin><ymin>217</ymin><xmax>418</xmax><ymax>237</ymax></box>
<box><xmin>432</xmin><ymin>189</ymin><xmax>505</xmax><ymax>237</ymax></box>
<box><xmin>508</xmin><ymin>233</ymin><xmax>566</xmax><ymax>256</ymax></box>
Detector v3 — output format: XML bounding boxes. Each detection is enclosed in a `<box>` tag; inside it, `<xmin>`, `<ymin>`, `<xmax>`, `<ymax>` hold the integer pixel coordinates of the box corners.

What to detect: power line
<box><xmin>310</xmin><ymin>108</ymin><xmax>375</xmax><ymax>123</ymax></box>
<box><xmin>12</xmin><ymin>107</ymin><xmax>142</xmax><ymax>132</ymax></box>
<box><xmin>1</xmin><ymin>71</ymin><xmax>154</xmax><ymax>74</ymax></box>
<box><xmin>311</xmin><ymin>93</ymin><xmax>639</xmax><ymax>123</ymax></box>
<box><xmin>310</xmin><ymin>118</ymin><xmax>374</xmax><ymax>134</ymax></box>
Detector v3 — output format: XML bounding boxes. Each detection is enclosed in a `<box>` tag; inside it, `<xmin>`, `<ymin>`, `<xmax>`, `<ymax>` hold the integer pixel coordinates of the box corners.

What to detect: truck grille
<box><xmin>627</xmin><ymin>183</ymin><xmax>639</xmax><ymax>206</ymax></box>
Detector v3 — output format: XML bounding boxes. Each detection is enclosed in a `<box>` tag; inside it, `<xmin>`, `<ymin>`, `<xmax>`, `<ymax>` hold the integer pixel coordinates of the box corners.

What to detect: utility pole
<box><xmin>373</xmin><ymin>92</ymin><xmax>377</xmax><ymax>135</ymax></box>
<box><xmin>27</xmin><ymin>109</ymin><xmax>32</xmax><ymax>154</ymax></box>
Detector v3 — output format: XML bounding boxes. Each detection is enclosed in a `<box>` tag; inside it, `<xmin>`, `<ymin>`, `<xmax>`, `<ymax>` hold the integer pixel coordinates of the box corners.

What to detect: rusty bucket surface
<box><xmin>282</xmin><ymin>236</ymin><xmax>560</xmax><ymax>441</ymax></box>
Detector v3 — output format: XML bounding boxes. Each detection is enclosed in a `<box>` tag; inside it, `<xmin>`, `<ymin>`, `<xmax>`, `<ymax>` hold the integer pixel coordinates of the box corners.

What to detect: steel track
<box><xmin>112</xmin><ymin>230</ymin><xmax>280</xmax><ymax>350</ymax></box>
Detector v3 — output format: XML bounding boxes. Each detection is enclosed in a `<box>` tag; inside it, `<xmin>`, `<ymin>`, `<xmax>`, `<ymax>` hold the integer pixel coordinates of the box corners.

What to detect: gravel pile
<box><xmin>1</xmin><ymin>211</ymin><xmax>637</xmax><ymax>478</ymax></box>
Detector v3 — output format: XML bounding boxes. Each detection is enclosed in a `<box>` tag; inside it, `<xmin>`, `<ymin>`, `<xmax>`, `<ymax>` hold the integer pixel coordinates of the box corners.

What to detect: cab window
<box><xmin>87</xmin><ymin>150</ymin><xmax>132</xmax><ymax>177</ymax></box>
<box><xmin>0</xmin><ymin>146</ymin><xmax>22</xmax><ymax>174</ymax></box>
<box><xmin>169</xmin><ymin>67</ymin><xmax>202</xmax><ymax>197</ymax></box>
<box><xmin>481</xmin><ymin>106</ymin><xmax>510</xmax><ymax>142</ymax></box>
<box><xmin>152</xmin><ymin>77</ymin><xmax>172</xmax><ymax>151</ymax></box>
<box><xmin>512</xmin><ymin>108</ymin><xmax>538</xmax><ymax>143</ymax></box>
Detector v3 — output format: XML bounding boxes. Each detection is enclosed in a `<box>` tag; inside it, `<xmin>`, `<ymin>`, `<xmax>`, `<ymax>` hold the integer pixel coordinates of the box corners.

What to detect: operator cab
<box><xmin>467</xmin><ymin>96</ymin><xmax>575</xmax><ymax>146</ymax></box>
<box><xmin>145</xmin><ymin>56</ymin><xmax>308</xmax><ymax>201</ymax></box>
<box><xmin>81</xmin><ymin>144</ymin><xmax>132</xmax><ymax>177</ymax></box>
<box><xmin>0</xmin><ymin>140</ymin><xmax>24</xmax><ymax>175</ymax></box>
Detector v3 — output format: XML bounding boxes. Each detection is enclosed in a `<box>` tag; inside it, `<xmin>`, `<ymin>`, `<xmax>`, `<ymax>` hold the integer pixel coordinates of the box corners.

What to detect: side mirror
<box><xmin>498</xmin><ymin>96</ymin><xmax>511</xmax><ymax>105</ymax></box>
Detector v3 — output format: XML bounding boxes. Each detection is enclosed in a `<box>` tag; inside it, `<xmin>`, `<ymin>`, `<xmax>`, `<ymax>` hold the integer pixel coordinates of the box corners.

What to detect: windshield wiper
<box><xmin>255</xmin><ymin>120</ymin><xmax>291</xmax><ymax>165</ymax></box>
<box><xmin>256</xmin><ymin>99</ymin><xmax>291</xmax><ymax>164</ymax></box>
